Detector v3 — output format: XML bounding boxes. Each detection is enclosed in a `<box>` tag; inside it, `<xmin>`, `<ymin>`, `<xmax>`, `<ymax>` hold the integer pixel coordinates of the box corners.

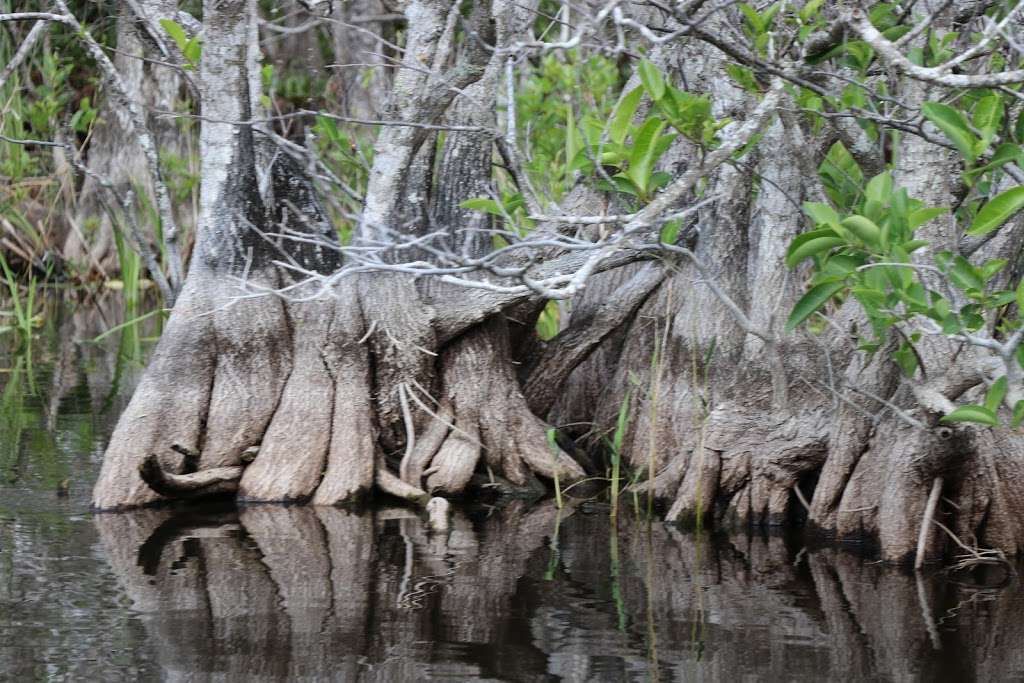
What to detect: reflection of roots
<box><xmin>96</xmin><ymin>501</ymin><xmax>569</xmax><ymax>678</ymax></box>
<box><xmin>399</xmin><ymin>572</ymin><xmax>453</xmax><ymax>610</ymax></box>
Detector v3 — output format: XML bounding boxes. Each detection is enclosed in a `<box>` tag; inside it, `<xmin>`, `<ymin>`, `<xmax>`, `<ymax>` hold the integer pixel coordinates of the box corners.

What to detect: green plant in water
<box><xmin>543</xmin><ymin>509</ymin><xmax>562</xmax><ymax>581</ymax></box>
<box><xmin>608</xmin><ymin>525</ymin><xmax>628</xmax><ymax>632</ymax></box>
<box><xmin>546</xmin><ymin>427</ymin><xmax>564</xmax><ymax>509</ymax></box>
<box><xmin>111</xmin><ymin>225</ymin><xmax>142</xmax><ymax>312</ymax></box>
<box><xmin>0</xmin><ymin>252</ymin><xmax>41</xmax><ymax>348</ymax></box>
<box><xmin>0</xmin><ymin>355</ymin><xmax>28</xmax><ymax>484</ymax></box>
<box><xmin>609</xmin><ymin>389</ymin><xmax>632</xmax><ymax>520</ymax></box>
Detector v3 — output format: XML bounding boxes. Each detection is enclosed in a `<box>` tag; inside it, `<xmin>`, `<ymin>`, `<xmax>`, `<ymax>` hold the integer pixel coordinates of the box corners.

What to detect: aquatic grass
<box><xmin>609</xmin><ymin>389</ymin><xmax>633</xmax><ymax>520</ymax></box>
<box><xmin>641</xmin><ymin>521</ymin><xmax>661</xmax><ymax>681</ymax></box>
<box><xmin>644</xmin><ymin>312</ymin><xmax>671</xmax><ymax>519</ymax></box>
<box><xmin>111</xmin><ymin>223</ymin><xmax>144</xmax><ymax>314</ymax></box>
<box><xmin>543</xmin><ymin>508</ymin><xmax>563</xmax><ymax>580</ymax></box>
<box><xmin>86</xmin><ymin>308</ymin><xmax>167</xmax><ymax>345</ymax></box>
<box><xmin>0</xmin><ymin>250</ymin><xmax>40</xmax><ymax>348</ymax></box>
<box><xmin>0</xmin><ymin>355</ymin><xmax>27</xmax><ymax>483</ymax></box>
<box><xmin>608</xmin><ymin>523</ymin><xmax>628</xmax><ymax>632</ymax></box>
<box><xmin>546</xmin><ymin>428</ymin><xmax>564</xmax><ymax>509</ymax></box>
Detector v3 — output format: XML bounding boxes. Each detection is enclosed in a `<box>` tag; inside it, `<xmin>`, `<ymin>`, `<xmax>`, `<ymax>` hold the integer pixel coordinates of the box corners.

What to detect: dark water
<box><xmin>4</xmin><ymin>297</ymin><xmax>1024</xmax><ymax>681</ymax></box>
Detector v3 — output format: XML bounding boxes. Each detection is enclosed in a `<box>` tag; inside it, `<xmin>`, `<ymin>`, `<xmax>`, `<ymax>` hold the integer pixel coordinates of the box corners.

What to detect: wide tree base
<box><xmin>92</xmin><ymin>268</ymin><xmax>585</xmax><ymax>513</ymax></box>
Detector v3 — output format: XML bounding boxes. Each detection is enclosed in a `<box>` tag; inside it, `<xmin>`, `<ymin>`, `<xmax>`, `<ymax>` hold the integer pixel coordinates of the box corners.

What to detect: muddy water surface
<box><xmin>1</xmin><ymin>296</ymin><xmax>1023</xmax><ymax>681</ymax></box>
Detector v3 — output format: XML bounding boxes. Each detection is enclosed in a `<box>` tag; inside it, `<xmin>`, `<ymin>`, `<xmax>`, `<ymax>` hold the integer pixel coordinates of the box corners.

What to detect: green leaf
<box><xmin>1013</xmin><ymin>400</ymin><xmax>1024</xmax><ymax>428</ymax></box>
<box><xmin>851</xmin><ymin>287</ymin><xmax>886</xmax><ymax>308</ymax></box>
<box><xmin>627</xmin><ymin>118</ymin><xmax>667</xmax><ymax>195</ymax></box>
<box><xmin>803</xmin><ymin>202</ymin><xmax>842</xmax><ymax>230</ymax></box>
<box><xmin>966</xmin><ymin>142</ymin><xmax>1022</xmax><ymax>181</ymax></box>
<box><xmin>761</xmin><ymin>1</ymin><xmax>782</xmax><ymax>29</ymax></box>
<box><xmin>985</xmin><ymin>376</ymin><xmax>1008</xmax><ymax>413</ymax></box>
<box><xmin>665</xmin><ymin>90</ymin><xmax>711</xmax><ymax>140</ymax></box>
<box><xmin>184</xmin><ymin>37</ymin><xmax>201</xmax><ymax>65</ymax></box>
<box><xmin>864</xmin><ymin>172</ymin><xmax>893</xmax><ymax>203</ymax></box>
<box><xmin>901</xmin><ymin>239</ymin><xmax>930</xmax><ymax>253</ymax></box>
<box><xmin>739</xmin><ymin>3</ymin><xmax>765</xmax><ymax>34</ymax></box>
<box><xmin>785</xmin><ymin>281</ymin><xmax>845</xmax><ymax>332</ymax></box>
<box><xmin>460</xmin><ymin>198</ymin><xmax>503</xmax><ymax>215</ymax></box>
<box><xmin>610</xmin><ymin>86</ymin><xmax>642</xmax><ymax>145</ymax></box>
<box><xmin>564</xmin><ymin>104</ymin><xmax>578</xmax><ymax>178</ymax></box>
<box><xmin>841</xmin><ymin>215</ymin><xmax>882</xmax><ymax>247</ymax></box>
<box><xmin>822</xmin><ymin>253</ymin><xmax>864</xmax><ymax>278</ymax></box>
<box><xmin>789</xmin><ymin>227</ymin><xmax>838</xmax><ymax>250</ymax></box>
<box><xmin>940</xmin><ymin>405</ymin><xmax>998</xmax><ymax>426</ymax></box>
<box><xmin>638</xmin><ymin>60</ymin><xmax>666</xmax><ymax>101</ymax></box>
<box><xmin>967</xmin><ymin>187</ymin><xmax>1024</xmax><ymax>236</ymax></box>
<box><xmin>725</xmin><ymin>64</ymin><xmax>760</xmax><ymax>92</ymax></box>
<box><xmin>785</xmin><ymin>236</ymin><xmax>845</xmax><ymax>268</ymax></box>
<box><xmin>922</xmin><ymin>102</ymin><xmax>979</xmax><ymax>162</ymax></box>
<box><xmin>652</xmin><ymin>132</ymin><xmax>679</xmax><ymax>160</ymax></box>
<box><xmin>600</xmin><ymin>174</ymin><xmax>639</xmax><ymax>196</ymax></box>
<box><xmin>818</xmin><ymin>142</ymin><xmax>864</xmax><ymax>210</ymax></box>
<box><xmin>660</xmin><ymin>219</ymin><xmax>682</xmax><ymax>245</ymax></box>
<box><xmin>981</xmin><ymin>258</ymin><xmax>1008</xmax><ymax>281</ymax></box>
<box><xmin>908</xmin><ymin>207</ymin><xmax>947</xmax><ymax>230</ymax></box>
<box><xmin>973</xmin><ymin>94</ymin><xmax>1004</xmax><ymax>147</ymax></box>
<box><xmin>991</xmin><ymin>291</ymin><xmax>1016</xmax><ymax>306</ymax></box>
<box><xmin>159</xmin><ymin>19</ymin><xmax>189</xmax><ymax>53</ymax></box>
<box><xmin>1016</xmin><ymin>278</ymin><xmax>1024</xmax><ymax>311</ymax></box>
<box><xmin>949</xmin><ymin>255</ymin><xmax>985</xmax><ymax>291</ymax></box>
<box><xmin>894</xmin><ymin>341</ymin><xmax>918</xmax><ymax>377</ymax></box>
<box><xmin>799</xmin><ymin>0</ymin><xmax>824</xmax><ymax>21</ymax></box>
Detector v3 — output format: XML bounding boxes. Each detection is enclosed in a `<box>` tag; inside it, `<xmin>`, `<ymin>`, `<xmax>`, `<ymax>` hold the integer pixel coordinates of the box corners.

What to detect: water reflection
<box><xmin>93</xmin><ymin>502</ymin><xmax>1024</xmax><ymax>681</ymax></box>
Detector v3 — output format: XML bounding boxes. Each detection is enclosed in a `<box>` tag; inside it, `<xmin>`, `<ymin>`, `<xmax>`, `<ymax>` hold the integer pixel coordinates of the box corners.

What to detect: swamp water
<box><xmin>2</xmin><ymin>296</ymin><xmax>1024</xmax><ymax>681</ymax></box>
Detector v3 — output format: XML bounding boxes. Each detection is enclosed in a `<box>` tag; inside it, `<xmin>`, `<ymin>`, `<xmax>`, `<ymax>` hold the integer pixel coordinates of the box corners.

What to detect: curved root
<box><xmin>138</xmin><ymin>454</ymin><xmax>243</xmax><ymax>499</ymax></box>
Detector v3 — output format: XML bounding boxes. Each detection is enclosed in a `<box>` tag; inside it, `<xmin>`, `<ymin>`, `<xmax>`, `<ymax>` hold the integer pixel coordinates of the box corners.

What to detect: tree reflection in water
<box><xmin>96</xmin><ymin>502</ymin><xmax>1024</xmax><ymax>681</ymax></box>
